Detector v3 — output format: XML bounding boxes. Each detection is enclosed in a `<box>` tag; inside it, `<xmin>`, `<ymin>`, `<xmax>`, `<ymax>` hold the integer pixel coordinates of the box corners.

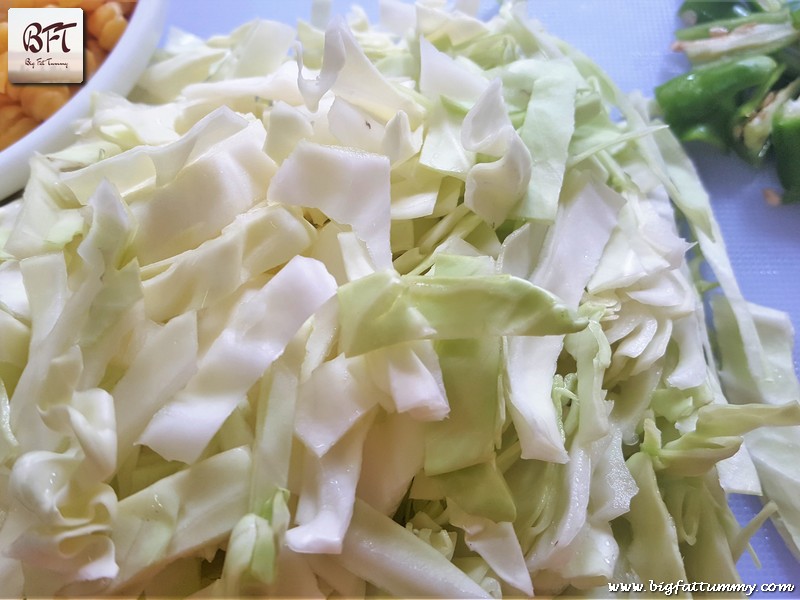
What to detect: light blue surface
<box><xmin>164</xmin><ymin>1</ymin><xmax>800</xmax><ymax>594</ymax></box>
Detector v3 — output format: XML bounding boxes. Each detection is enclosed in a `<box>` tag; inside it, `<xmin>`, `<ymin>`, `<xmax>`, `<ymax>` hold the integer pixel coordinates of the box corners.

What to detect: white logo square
<box><xmin>7</xmin><ymin>8</ymin><xmax>84</xmax><ymax>84</ymax></box>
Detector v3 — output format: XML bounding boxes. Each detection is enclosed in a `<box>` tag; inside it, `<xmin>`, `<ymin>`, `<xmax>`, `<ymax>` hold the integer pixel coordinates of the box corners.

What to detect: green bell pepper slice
<box><xmin>771</xmin><ymin>98</ymin><xmax>800</xmax><ymax>202</ymax></box>
<box><xmin>655</xmin><ymin>55</ymin><xmax>781</xmax><ymax>151</ymax></box>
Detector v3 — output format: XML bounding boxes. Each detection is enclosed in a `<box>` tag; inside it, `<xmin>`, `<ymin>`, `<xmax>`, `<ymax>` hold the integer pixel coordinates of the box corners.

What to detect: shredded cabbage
<box><xmin>0</xmin><ymin>1</ymin><xmax>799</xmax><ymax>597</ymax></box>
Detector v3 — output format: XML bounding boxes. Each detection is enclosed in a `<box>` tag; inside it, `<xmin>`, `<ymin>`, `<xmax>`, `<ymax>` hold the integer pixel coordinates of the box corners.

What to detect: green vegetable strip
<box><xmin>515</xmin><ymin>58</ymin><xmax>581</xmax><ymax>222</ymax></box>
<box><xmin>109</xmin><ymin>447</ymin><xmax>252</xmax><ymax>595</ymax></box>
<box><xmin>424</xmin><ymin>338</ymin><xmax>501</xmax><ymax>475</ymax></box>
<box><xmin>623</xmin><ymin>452</ymin><xmax>689</xmax><ymax>584</ymax></box>
<box><xmin>337</xmin><ymin>270</ymin><xmax>586</xmax><ymax>357</ymax></box>
<box><xmin>335</xmin><ymin>499</ymin><xmax>492</xmax><ymax>599</ymax></box>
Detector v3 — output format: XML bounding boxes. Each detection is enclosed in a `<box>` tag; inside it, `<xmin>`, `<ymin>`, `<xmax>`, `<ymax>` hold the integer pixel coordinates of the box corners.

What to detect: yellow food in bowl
<box><xmin>0</xmin><ymin>0</ymin><xmax>137</xmax><ymax>151</ymax></box>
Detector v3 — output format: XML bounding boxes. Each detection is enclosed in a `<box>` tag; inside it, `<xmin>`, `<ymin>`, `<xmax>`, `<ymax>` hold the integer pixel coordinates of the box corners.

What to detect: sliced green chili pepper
<box><xmin>753</xmin><ymin>0</ymin><xmax>789</xmax><ymax>10</ymax></box>
<box><xmin>740</xmin><ymin>77</ymin><xmax>800</xmax><ymax>162</ymax></box>
<box><xmin>775</xmin><ymin>45</ymin><xmax>800</xmax><ymax>76</ymax></box>
<box><xmin>733</xmin><ymin>63</ymin><xmax>787</xmax><ymax>161</ymax></box>
<box><xmin>675</xmin><ymin>8</ymin><xmax>792</xmax><ymax>41</ymax></box>
<box><xmin>655</xmin><ymin>55</ymin><xmax>780</xmax><ymax>151</ymax></box>
<box><xmin>664</xmin><ymin>0</ymin><xmax>800</xmax><ymax>202</ymax></box>
<box><xmin>770</xmin><ymin>99</ymin><xmax>800</xmax><ymax>201</ymax></box>
<box><xmin>679</xmin><ymin>1</ymin><xmax>753</xmax><ymax>26</ymax></box>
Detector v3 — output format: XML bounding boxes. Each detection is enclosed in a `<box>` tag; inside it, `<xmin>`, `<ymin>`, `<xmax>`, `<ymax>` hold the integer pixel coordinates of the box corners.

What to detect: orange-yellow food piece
<box><xmin>5</xmin><ymin>79</ymin><xmax>20</xmax><ymax>101</ymax></box>
<box><xmin>0</xmin><ymin>50</ymin><xmax>8</xmax><ymax>93</ymax></box>
<box><xmin>56</xmin><ymin>0</ymin><xmax>105</xmax><ymax>10</ymax></box>
<box><xmin>0</xmin><ymin>104</ymin><xmax>25</xmax><ymax>130</ymax></box>
<box><xmin>0</xmin><ymin>0</ymin><xmax>53</xmax><ymax>16</ymax></box>
<box><xmin>84</xmin><ymin>37</ymin><xmax>107</xmax><ymax>79</ymax></box>
<box><xmin>0</xmin><ymin>22</ymin><xmax>8</xmax><ymax>53</ymax></box>
<box><xmin>88</xmin><ymin>1</ymin><xmax>127</xmax><ymax>51</ymax></box>
<box><xmin>18</xmin><ymin>84</ymin><xmax>69</xmax><ymax>120</ymax></box>
<box><xmin>0</xmin><ymin>112</ymin><xmax>37</xmax><ymax>149</ymax></box>
<box><xmin>118</xmin><ymin>0</ymin><xmax>134</xmax><ymax>16</ymax></box>
<box><xmin>0</xmin><ymin>103</ymin><xmax>36</xmax><ymax>152</ymax></box>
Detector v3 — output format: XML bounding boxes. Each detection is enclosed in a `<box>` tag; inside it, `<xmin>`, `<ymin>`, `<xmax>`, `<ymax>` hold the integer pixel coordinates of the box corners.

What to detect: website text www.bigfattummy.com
<box><xmin>607</xmin><ymin>580</ymin><xmax>796</xmax><ymax>596</ymax></box>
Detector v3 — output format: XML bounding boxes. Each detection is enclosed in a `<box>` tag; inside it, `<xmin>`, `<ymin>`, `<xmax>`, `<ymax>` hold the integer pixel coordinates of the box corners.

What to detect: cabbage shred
<box><xmin>0</xmin><ymin>1</ymin><xmax>799</xmax><ymax>597</ymax></box>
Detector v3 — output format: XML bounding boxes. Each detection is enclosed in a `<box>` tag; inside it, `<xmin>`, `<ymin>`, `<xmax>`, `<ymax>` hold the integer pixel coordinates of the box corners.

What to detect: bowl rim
<box><xmin>0</xmin><ymin>0</ymin><xmax>168</xmax><ymax>202</ymax></box>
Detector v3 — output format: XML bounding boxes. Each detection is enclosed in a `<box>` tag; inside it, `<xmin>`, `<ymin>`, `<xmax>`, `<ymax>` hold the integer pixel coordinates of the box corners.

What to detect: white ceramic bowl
<box><xmin>0</xmin><ymin>0</ymin><xmax>168</xmax><ymax>201</ymax></box>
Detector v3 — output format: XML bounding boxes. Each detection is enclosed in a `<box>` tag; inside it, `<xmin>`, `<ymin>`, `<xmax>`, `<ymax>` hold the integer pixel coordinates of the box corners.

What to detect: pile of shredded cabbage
<box><xmin>1</xmin><ymin>1</ymin><xmax>800</xmax><ymax>597</ymax></box>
